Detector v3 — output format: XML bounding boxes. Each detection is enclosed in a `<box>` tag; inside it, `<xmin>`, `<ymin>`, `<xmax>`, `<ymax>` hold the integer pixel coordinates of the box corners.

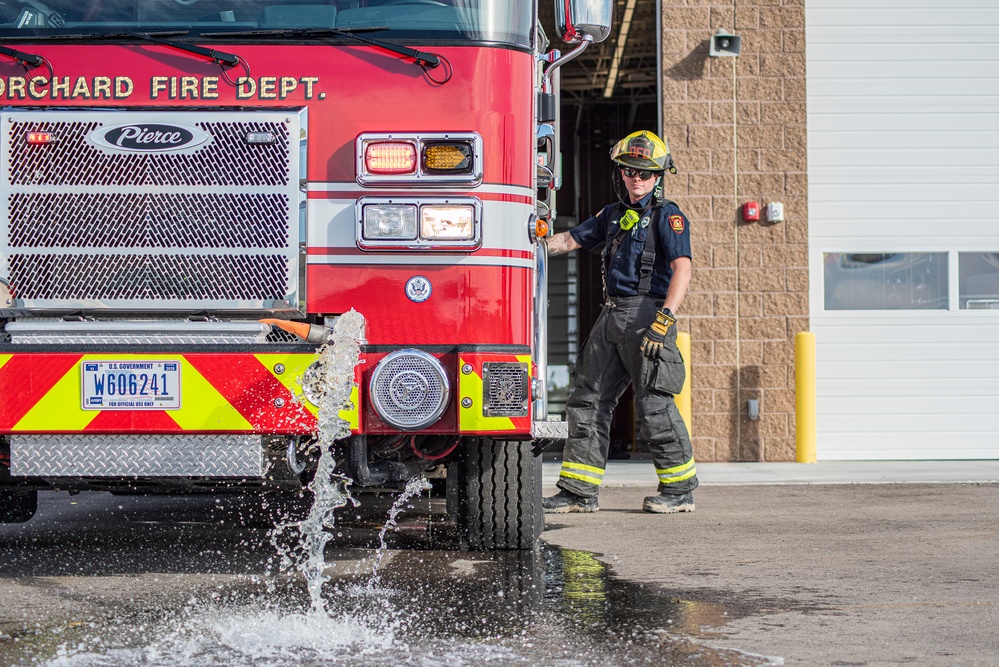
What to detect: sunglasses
<box><xmin>620</xmin><ymin>166</ymin><xmax>660</xmax><ymax>180</ymax></box>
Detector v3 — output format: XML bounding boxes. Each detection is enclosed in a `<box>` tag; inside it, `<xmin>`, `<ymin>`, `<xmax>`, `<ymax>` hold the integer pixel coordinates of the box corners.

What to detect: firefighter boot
<box><xmin>642</xmin><ymin>491</ymin><xmax>695</xmax><ymax>514</ymax></box>
<box><xmin>542</xmin><ymin>490</ymin><xmax>599</xmax><ymax>513</ymax></box>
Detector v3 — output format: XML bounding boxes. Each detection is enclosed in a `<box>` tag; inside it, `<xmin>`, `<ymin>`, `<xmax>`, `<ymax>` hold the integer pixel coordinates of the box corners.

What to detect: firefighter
<box><xmin>542</xmin><ymin>130</ymin><xmax>697</xmax><ymax>514</ymax></box>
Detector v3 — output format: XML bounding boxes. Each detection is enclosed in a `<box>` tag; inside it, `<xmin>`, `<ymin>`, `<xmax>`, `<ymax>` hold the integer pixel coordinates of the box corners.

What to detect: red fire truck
<box><xmin>0</xmin><ymin>0</ymin><xmax>611</xmax><ymax>548</ymax></box>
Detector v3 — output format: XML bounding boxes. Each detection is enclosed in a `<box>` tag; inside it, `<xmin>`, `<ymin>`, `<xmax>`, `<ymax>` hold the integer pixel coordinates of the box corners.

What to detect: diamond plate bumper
<box><xmin>531</xmin><ymin>420</ymin><xmax>567</xmax><ymax>440</ymax></box>
<box><xmin>9</xmin><ymin>434</ymin><xmax>265</xmax><ymax>477</ymax></box>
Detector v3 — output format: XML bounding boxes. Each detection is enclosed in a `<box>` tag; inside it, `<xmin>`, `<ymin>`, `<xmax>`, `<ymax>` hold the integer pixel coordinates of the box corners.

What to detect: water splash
<box><xmin>268</xmin><ymin>309</ymin><xmax>428</xmax><ymax>611</ymax></box>
<box><xmin>21</xmin><ymin>548</ymin><xmax>784</xmax><ymax>667</ymax></box>
<box><xmin>367</xmin><ymin>476</ymin><xmax>426</xmax><ymax>590</ymax></box>
<box><xmin>269</xmin><ymin>309</ymin><xmax>365</xmax><ymax>613</ymax></box>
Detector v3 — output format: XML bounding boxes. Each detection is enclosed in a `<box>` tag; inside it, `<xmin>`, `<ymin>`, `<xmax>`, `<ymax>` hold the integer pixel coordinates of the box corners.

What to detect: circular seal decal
<box><xmin>389</xmin><ymin>371</ymin><xmax>430</xmax><ymax>409</ymax></box>
<box><xmin>405</xmin><ymin>276</ymin><xmax>432</xmax><ymax>303</ymax></box>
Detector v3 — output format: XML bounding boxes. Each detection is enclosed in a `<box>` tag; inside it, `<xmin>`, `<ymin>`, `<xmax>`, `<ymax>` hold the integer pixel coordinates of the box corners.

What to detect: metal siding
<box><xmin>807</xmin><ymin>1</ymin><xmax>999</xmax><ymax>459</ymax></box>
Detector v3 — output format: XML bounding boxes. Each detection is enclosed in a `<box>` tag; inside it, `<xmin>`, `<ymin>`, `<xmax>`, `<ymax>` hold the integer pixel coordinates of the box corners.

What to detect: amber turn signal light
<box><xmin>535</xmin><ymin>218</ymin><xmax>550</xmax><ymax>239</ymax></box>
<box><xmin>422</xmin><ymin>142</ymin><xmax>473</xmax><ymax>174</ymax></box>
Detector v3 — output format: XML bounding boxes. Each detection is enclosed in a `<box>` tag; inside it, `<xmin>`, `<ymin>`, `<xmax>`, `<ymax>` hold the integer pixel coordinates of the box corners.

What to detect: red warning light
<box><xmin>25</xmin><ymin>131</ymin><xmax>55</xmax><ymax>145</ymax></box>
<box><xmin>365</xmin><ymin>142</ymin><xmax>417</xmax><ymax>175</ymax></box>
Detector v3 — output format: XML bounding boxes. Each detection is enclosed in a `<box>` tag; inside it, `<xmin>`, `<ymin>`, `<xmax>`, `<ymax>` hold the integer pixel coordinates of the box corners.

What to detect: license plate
<box><xmin>81</xmin><ymin>361</ymin><xmax>181</xmax><ymax>410</ymax></box>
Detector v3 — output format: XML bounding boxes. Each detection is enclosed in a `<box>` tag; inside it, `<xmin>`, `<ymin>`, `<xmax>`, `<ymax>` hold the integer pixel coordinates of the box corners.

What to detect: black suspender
<box><xmin>601</xmin><ymin>199</ymin><xmax>676</xmax><ymax>299</ymax></box>
<box><xmin>637</xmin><ymin>213</ymin><xmax>658</xmax><ymax>295</ymax></box>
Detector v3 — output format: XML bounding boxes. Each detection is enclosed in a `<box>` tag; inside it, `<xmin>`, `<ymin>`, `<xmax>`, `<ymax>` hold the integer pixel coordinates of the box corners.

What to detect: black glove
<box><xmin>640</xmin><ymin>308</ymin><xmax>676</xmax><ymax>359</ymax></box>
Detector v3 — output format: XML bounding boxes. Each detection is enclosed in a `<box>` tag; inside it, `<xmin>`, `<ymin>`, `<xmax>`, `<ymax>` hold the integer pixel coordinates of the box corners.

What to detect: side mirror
<box><xmin>555</xmin><ymin>0</ymin><xmax>612</xmax><ymax>44</ymax></box>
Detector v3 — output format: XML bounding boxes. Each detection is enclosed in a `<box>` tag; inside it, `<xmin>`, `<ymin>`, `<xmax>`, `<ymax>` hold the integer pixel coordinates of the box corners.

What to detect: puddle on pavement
<box><xmin>0</xmin><ymin>536</ymin><xmax>780</xmax><ymax>667</ymax></box>
<box><xmin>0</xmin><ymin>317</ymin><xmax>782</xmax><ymax>666</ymax></box>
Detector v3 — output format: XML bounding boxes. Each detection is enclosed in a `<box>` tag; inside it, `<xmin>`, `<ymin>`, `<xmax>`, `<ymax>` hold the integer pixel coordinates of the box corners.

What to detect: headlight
<box><xmin>356</xmin><ymin>197</ymin><xmax>481</xmax><ymax>250</ymax></box>
<box><xmin>421</xmin><ymin>205</ymin><xmax>475</xmax><ymax>240</ymax></box>
<box><xmin>362</xmin><ymin>204</ymin><xmax>418</xmax><ymax>240</ymax></box>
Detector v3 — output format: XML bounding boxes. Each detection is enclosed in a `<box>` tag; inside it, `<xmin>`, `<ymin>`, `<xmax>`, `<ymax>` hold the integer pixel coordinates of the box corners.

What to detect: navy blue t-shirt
<box><xmin>569</xmin><ymin>194</ymin><xmax>692</xmax><ymax>299</ymax></box>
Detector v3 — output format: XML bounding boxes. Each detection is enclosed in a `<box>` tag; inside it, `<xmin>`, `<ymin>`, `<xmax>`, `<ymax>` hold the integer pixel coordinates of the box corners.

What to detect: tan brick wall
<box><xmin>662</xmin><ymin>0</ymin><xmax>808</xmax><ymax>461</ymax></box>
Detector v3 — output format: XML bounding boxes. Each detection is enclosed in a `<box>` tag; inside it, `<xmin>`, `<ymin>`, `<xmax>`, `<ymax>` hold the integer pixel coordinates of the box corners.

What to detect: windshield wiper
<box><xmin>201</xmin><ymin>27</ymin><xmax>440</xmax><ymax>69</ymax></box>
<box><xmin>115</xmin><ymin>31</ymin><xmax>240</xmax><ymax>67</ymax></box>
<box><xmin>0</xmin><ymin>44</ymin><xmax>43</xmax><ymax>68</ymax></box>
<box><xmin>2</xmin><ymin>31</ymin><xmax>241</xmax><ymax>67</ymax></box>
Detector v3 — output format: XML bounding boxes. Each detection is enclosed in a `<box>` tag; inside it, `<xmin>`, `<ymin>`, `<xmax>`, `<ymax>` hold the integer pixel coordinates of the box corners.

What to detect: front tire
<box><xmin>449</xmin><ymin>438</ymin><xmax>542</xmax><ymax>550</ymax></box>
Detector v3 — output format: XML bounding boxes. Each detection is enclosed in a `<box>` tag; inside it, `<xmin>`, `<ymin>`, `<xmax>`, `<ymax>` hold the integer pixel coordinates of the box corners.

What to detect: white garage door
<box><xmin>807</xmin><ymin>0</ymin><xmax>999</xmax><ymax>459</ymax></box>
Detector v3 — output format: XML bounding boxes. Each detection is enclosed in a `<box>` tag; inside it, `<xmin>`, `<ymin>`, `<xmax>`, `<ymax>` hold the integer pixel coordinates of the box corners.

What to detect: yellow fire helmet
<box><xmin>609</xmin><ymin>130</ymin><xmax>677</xmax><ymax>174</ymax></box>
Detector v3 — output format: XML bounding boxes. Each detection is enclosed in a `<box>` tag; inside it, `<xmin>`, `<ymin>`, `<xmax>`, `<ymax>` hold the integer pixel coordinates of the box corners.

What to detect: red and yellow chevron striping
<box><xmin>0</xmin><ymin>352</ymin><xmax>359</xmax><ymax>435</ymax></box>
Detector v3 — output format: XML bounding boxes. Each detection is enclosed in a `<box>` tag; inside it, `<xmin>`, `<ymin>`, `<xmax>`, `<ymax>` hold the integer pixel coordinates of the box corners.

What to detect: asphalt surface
<box><xmin>0</xmin><ymin>488</ymin><xmax>776</xmax><ymax>667</ymax></box>
<box><xmin>1</xmin><ymin>461</ymin><xmax>997</xmax><ymax>666</ymax></box>
<box><xmin>541</xmin><ymin>460</ymin><xmax>999</xmax><ymax>666</ymax></box>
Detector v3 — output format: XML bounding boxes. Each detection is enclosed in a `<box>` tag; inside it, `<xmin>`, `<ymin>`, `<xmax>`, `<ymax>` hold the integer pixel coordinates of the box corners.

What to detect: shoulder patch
<box><xmin>669</xmin><ymin>214</ymin><xmax>685</xmax><ymax>234</ymax></box>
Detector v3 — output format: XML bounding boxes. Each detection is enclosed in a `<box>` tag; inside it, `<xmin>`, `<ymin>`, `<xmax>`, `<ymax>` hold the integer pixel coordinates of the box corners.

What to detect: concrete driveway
<box><xmin>540</xmin><ymin>460</ymin><xmax>999</xmax><ymax>666</ymax></box>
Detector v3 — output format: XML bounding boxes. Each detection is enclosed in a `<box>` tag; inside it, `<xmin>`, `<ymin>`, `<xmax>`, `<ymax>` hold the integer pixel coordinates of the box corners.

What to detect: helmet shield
<box><xmin>609</xmin><ymin>130</ymin><xmax>677</xmax><ymax>174</ymax></box>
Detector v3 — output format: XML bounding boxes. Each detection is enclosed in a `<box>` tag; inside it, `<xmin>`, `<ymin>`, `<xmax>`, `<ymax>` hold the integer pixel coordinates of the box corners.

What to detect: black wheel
<box><xmin>448</xmin><ymin>437</ymin><xmax>542</xmax><ymax>550</ymax></box>
<box><xmin>0</xmin><ymin>489</ymin><xmax>37</xmax><ymax>523</ymax></box>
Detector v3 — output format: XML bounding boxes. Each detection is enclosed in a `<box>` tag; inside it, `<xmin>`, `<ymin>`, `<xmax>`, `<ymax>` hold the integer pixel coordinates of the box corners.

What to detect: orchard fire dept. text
<box><xmin>0</xmin><ymin>75</ymin><xmax>323</xmax><ymax>100</ymax></box>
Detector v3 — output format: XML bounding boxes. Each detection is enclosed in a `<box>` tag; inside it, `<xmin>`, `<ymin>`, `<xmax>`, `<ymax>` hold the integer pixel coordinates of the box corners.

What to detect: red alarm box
<box><xmin>742</xmin><ymin>201</ymin><xmax>760</xmax><ymax>221</ymax></box>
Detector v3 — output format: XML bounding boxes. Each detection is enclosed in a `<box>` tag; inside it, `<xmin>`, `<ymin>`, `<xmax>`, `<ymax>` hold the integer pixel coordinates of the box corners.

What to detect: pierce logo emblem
<box><xmin>669</xmin><ymin>215</ymin><xmax>685</xmax><ymax>234</ymax></box>
<box><xmin>88</xmin><ymin>123</ymin><xmax>210</xmax><ymax>153</ymax></box>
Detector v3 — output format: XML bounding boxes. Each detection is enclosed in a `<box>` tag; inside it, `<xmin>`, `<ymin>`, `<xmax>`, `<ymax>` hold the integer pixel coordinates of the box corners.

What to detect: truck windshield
<box><xmin>0</xmin><ymin>0</ymin><xmax>533</xmax><ymax>48</ymax></box>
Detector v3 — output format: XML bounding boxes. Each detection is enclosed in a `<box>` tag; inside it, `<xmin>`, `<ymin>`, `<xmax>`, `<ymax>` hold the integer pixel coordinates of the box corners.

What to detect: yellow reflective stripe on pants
<box><xmin>656</xmin><ymin>457</ymin><xmax>697</xmax><ymax>484</ymax></box>
<box><xmin>560</xmin><ymin>461</ymin><xmax>605</xmax><ymax>486</ymax></box>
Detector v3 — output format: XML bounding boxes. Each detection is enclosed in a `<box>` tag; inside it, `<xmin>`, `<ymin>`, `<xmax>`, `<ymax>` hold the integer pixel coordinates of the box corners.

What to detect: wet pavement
<box><xmin>4</xmin><ymin>474</ymin><xmax>997</xmax><ymax>666</ymax></box>
<box><xmin>0</xmin><ymin>490</ymin><xmax>779</xmax><ymax>667</ymax></box>
<box><xmin>540</xmin><ymin>481</ymin><xmax>999</xmax><ymax>667</ymax></box>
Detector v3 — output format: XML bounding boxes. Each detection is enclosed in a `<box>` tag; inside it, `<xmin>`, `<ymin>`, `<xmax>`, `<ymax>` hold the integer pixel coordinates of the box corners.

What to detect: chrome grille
<box><xmin>482</xmin><ymin>362</ymin><xmax>529</xmax><ymax>417</ymax></box>
<box><xmin>370</xmin><ymin>350</ymin><xmax>450</xmax><ymax>430</ymax></box>
<box><xmin>8</xmin><ymin>193</ymin><xmax>289</xmax><ymax>247</ymax></box>
<box><xmin>6</xmin><ymin>120</ymin><xmax>291</xmax><ymax>186</ymax></box>
<box><xmin>1</xmin><ymin>109</ymin><xmax>305</xmax><ymax>313</ymax></box>
<box><xmin>7</xmin><ymin>253</ymin><xmax>287</xmax><ymax>301</ymax></box>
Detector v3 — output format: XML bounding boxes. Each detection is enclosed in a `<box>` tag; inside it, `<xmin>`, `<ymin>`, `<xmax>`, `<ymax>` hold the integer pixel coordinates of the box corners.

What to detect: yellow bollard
<box><xmin>676</xmin><ymin>331</ymin><xmax>692</xmax><ymax>436</ymax></box>
<box><xmin>795</xmin><ymin>331</ymin><xmax>817</xmax><ymax>463</ymax></box>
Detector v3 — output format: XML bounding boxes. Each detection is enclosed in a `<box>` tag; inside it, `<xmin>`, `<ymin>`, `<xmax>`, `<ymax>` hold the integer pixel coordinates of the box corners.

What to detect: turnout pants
<box><xmin>558</xmin><ymin>295</ymin><xmax>698</xmax><ymax>498</ymax></box>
